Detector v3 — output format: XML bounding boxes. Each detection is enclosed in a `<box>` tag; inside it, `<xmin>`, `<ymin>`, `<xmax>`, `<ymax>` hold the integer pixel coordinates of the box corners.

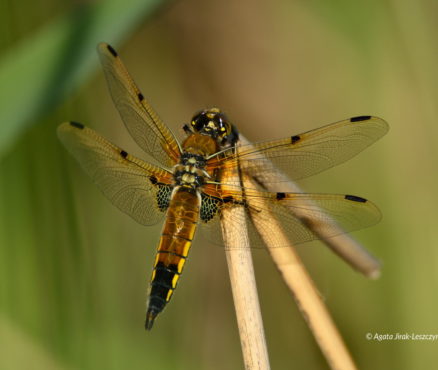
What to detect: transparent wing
<box><xmin>57</xmin><ymin>121</ymin><xmax>174</xmax><ymax>226</ymax></box>
<box><xmin>199</xmin><ymin>185</ymin><xmax>381</xmax><ymax>249</ymax></box>
<box><xmin>207</xmin><ymin>116</ymin><xmax>388</xmax><ymax>184</ymax></box>
<box><xmin>97</xmin><ymin>42</ymin><xmax>181</xmax><ymax>167</ymax></box>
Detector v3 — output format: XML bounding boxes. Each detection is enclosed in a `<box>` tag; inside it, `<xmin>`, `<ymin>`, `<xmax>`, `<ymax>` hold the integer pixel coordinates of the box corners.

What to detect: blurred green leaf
<box><xmin>0</xmin><ymin>315</ymin><xmax>68</xmax><ymax>370</ymax></box>
<box><xmin>0</xmin><ymin>0</ymin><xmax>165</xmax><ymax>159</ymax></box>
<box><xmin>306</xmin><ymin>0</ymin><xmax>384</xmax><ymax>47</ymax></box>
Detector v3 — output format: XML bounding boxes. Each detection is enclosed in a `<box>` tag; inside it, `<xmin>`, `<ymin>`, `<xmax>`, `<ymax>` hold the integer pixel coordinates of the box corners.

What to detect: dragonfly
<box><xmin>57</xmin><ymin>42</ymin><xmax>389</xmax><ymax>330</ymax></box>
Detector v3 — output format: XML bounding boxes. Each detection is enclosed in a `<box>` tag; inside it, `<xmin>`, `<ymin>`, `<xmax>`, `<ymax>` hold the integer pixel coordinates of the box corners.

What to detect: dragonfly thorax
<box><xmin>174</xmin><ymin>131</ymin><xmax>220</xmax><ymax>189</ymax></box>
<box><xmin>173</xmin><ymin>153</ymin><xmax>210</xmax><ymax>188</ymax></box>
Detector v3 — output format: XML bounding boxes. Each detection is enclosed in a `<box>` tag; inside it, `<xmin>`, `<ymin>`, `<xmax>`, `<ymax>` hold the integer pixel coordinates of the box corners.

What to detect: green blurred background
<box><xmin>1</xmin><ymin>0</ymin><xmax>437</xmax><ymax>369</ymax></box>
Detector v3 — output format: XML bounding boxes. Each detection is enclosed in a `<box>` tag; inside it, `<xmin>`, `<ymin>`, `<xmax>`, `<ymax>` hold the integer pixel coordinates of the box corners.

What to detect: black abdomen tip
<box><xmin>145</xmin><ymin>310</ymin><xmax>157</xmax><ymax>331</ymax></box>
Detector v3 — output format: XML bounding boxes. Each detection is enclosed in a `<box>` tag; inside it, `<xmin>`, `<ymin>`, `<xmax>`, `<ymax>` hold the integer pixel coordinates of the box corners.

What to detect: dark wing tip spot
<box><xmin>70</xmin><ymin>121</ymin><xmax>84</xmax><ymax>129</ymax></box>
<box><xmin>120</xmin><ymin>150</ymin><xmax>128</xmax><ymax>158</ymax></box>
<box><xmin>106</xmin><ymin>44</ymin><xmax>118</xmax><ymax>57</ymax></box>
<box><xmin>350</xmin><ymin>115</ymin><xmax>371</xmax><ymax>122</ymax></box>
<box><xmin>291</xmin><ymin>135</ymin><xmax>301</xmax><ymax>144</ymax></box>
<box><xmin>138</xmin><ymin>92</ymin><xmax>144</xmax><ymax>101</ymax></box>
<box><xmin>276</xmin><ymin>192</ymin><xmax>286</xmax><ymax>200</ymax></box>
<box><xmin>345</xmin><ymin>194</ymin><xmax>367</xmax><ymax>203</ymax></box>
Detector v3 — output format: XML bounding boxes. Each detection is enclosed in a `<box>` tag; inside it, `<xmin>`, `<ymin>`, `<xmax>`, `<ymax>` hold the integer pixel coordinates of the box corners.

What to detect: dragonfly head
<box><xmin>190</xmin><ymin>108</ymin><xmax>238</xmax><ymax>146</ymax></box>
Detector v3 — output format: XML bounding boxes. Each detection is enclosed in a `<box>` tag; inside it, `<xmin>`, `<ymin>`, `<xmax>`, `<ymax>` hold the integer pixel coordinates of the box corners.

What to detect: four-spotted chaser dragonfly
<box><xmin>57</xmin><ymin>43</ymin><xmax>388</xmax><ymax>330</ymax></box>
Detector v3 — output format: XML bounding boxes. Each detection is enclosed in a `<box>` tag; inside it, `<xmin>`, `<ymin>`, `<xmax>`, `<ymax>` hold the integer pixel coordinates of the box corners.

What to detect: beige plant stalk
<box><xmin>220</xmin><ymin>134</ymin><xmax>379</xmax><ymax>369</ymax></box>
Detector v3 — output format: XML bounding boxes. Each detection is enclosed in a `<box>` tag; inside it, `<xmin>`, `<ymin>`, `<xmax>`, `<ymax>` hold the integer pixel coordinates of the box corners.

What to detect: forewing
<box><xmin>208</xmin><ymin>116</ymin><xmax>388</xmax><ymax>184</ymax></box>
<box><xmin>245</xmin><ymin>191</ymin><xmax>381</xmax><ymax>248</ymax></box>
<box><xmin>200</xmin><ymin>185</ymin><xmax>381</xmax><ymax>249</ymax></box>
<box><xmin>97</xmin><ymin>43</ymin><xmax>181</xmax><ymax>167</ymax></box>
<box><xmin>57</xmin><ymin>121</ymin><xmax>173</xmax><ymax>226</ymax></box>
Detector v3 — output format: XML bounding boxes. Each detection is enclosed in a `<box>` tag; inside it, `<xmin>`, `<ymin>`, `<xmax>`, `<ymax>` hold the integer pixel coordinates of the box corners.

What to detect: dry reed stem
<box><xmin>248</xmin><ymin>190</ymin><xmax>357</xmax><ymax>370</ymax></box>
<box><xmin>237</xmin><ymin>135</ymin><xmax>367</xmax><ymax>369</ymax></box>
<box><xmin>220</xmin><ymin>133</ymin><xmax>377</xmax><ymax>369</ymax></box>
<box><xmin>221</xmin><ymin>176</ymin><xmax>271</xmax><ymax>370</ymax></box>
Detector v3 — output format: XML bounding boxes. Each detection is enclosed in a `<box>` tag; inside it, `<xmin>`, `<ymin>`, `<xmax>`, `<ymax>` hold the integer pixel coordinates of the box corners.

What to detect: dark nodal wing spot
<box><xmin>106</xmin><ymin>44</ymin><xmax>118</xmax><ymax>57</ymax></box>
<box><xmin>223</xmin><ymin>196</ymin><xmax>234</xmax><ymax>203</ymax></box>
<box><xmin>150</xmin><ymin>176</ymin><xmax>158</xmax><ymax>184</ymax></box>
<box><xmin>138</xmin><ymin>93</ymin><xmax>144</xmax><ymax>101</ymax></box>
<box><xmin>291</xmin><ymin>135</ymin><xmax>301</xmax><ymax>144</ymax></box>
<box><xmin>120</xmin><ymin>150</ymin><xmax>128</xmax><ymax>158</ymax></box>
<box><xmin>70</xmin><ymin>121</ymin><xmax>84</xmax><ymax>129</ymax></box>
<box><xmin>276</xmin><ymin>192</ymin><xmax>286</xmax><ymax>200</ymax></box>
<box><xmin>350</xmin><ymin>115</ymin><xmax>371</xmax><ymax>122</ymax></box>
<box><xmin>345</xmin><ymin>194</ymin><xmax>367</xmax><ymax>203</ymax></box>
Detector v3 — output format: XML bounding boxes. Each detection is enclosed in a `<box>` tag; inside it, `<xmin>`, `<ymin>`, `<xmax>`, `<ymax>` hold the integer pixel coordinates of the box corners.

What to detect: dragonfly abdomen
<box><xmin>146</xmin><ymin>186</ymin><xmax>201</xmax><ymax>330</ymax></box>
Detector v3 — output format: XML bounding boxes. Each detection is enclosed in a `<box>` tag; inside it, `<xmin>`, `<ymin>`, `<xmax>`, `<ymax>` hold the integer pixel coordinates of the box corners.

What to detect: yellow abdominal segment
<box><xmin>148</xmin><ymin>186</ymin><xmax>201</xmax><ymax>311</ymax></box>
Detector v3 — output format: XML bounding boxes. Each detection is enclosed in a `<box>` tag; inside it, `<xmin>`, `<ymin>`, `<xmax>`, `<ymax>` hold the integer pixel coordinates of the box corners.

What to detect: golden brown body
<box><xmin>146</xmin><ymin>133</ymin><xmax>219</xmax><ymax>329</ymax></box>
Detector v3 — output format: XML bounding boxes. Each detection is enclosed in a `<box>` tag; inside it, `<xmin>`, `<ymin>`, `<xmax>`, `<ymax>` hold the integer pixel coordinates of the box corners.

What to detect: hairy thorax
<box><xmin>173</xmin><ymin>133</ymin><xmax>219</xmax><ymax>189</ymax></box>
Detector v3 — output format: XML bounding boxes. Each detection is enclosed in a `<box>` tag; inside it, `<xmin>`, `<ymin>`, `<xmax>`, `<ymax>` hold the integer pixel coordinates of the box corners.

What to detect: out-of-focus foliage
<box><xmin>0</xmin><ymin>0</ymin><xmax>163</xmax><ymax>158</ymax></box>
<box><xmin>1</xmin><ymin>0</ymin><xmax>438</xmax><ymax>369</ymax></box>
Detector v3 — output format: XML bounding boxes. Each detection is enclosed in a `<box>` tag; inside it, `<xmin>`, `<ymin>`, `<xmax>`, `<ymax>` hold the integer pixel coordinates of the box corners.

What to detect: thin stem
<box><xmin>221</xmin><ymin>182</ymin><xmax>271</xmax><ymax>370</ymax></box>
<box><xmin>221</xmin><ymin>133</ymin><xmax>375</xmax><ymax>369</ymax></box>
<box><xmin>236</xmin><ymin>135</ymin><xmax>364</xmax><ymax>369</ymax></box>
<box><xmin>249</xmin><ymin>199</ymin><xmax>357</xmax><ymax>370</ymax></box>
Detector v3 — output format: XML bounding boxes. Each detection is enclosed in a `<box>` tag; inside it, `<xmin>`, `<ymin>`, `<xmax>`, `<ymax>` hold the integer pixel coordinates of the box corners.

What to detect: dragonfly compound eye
<box><xmin>191</xmin><ymin>108</ymin><xmax>232</xmax><ymax>141</ymax></box>
<box><xmin>191</xmin><ymin>111</ymin><xmax>210</xmax><ymax>132</ymax></box>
